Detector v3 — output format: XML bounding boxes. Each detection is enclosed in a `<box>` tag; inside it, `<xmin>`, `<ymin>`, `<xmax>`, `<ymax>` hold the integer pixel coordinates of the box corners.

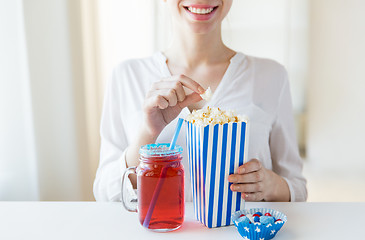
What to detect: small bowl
<box><xmin>231</xmin><ymin>208</ymin><xmax>287</xmax><ymax>240</ymax></box>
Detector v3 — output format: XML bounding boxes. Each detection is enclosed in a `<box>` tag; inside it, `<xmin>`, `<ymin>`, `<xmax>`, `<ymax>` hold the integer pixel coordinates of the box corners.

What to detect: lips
<box><xmin>183</xmin><ymin>4</ymin><xmax>218</xmax><ymax>21</ymax></box>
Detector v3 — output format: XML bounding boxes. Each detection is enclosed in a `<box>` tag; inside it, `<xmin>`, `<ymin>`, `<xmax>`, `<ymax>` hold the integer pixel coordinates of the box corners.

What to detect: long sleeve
<box><xmin>93</xmin><ymin>70</ymin><xmax>129</xmax><ymax>201</ymax></box>
<box><xmin>269</xmin><ymin>71</ymin><xmax>308</xmax><ymax>202</ymax></box>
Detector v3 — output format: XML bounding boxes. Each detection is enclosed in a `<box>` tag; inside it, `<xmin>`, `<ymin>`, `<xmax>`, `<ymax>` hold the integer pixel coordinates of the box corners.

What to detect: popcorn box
<box><xmin>185</xmin><ymin>119</ymin><xmax>249</xmax><ymax>228</ymax></box>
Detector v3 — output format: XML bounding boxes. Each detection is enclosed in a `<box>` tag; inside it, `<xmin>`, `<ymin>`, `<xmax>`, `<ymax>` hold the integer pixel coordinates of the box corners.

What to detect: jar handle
<box><xmin>121</xmin><ymin>167</ymin><xmax>138</xmax><ymax>212</ymax></box>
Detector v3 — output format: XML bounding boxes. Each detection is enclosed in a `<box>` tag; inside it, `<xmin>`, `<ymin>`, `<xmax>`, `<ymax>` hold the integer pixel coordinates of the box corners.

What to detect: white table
<box><xmin>0</xmin><ymin>202</ymin><xmax>364</xmax><ymax>240</ymax></box>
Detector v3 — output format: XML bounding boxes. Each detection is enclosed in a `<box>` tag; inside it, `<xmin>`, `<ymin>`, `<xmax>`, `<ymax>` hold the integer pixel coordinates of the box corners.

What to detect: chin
<box><xmin>186</xmin><ymin>23</ymin><xmax>218</xmax><ymax>35</ymax></box>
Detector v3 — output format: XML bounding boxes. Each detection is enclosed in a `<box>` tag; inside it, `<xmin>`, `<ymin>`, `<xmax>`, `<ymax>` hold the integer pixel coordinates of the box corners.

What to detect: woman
<box><xmin>94</xmin><ymin>0</ymin><xmax>307</xmax><ymax>202</ymax></box>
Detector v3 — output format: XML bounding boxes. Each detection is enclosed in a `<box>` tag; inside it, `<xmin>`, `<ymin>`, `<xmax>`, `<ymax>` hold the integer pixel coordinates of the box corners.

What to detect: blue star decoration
<box><xmin>255</xmin><ymin>227</ymin><xmax>261</xmax><ymax>233</ymax></box>
<box><xmin>270</xmin><ymin>230</ymin><xmax>276</xmax><ymax>235</ymax></box>
<box><xmin>244</xmin><ymin>227</ymin><xmax>250</xmax><ymax>232</ymax></box>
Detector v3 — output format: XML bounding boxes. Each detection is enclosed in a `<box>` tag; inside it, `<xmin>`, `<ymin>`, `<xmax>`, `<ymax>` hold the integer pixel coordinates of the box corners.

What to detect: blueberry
<box><xmin>254</xmin><ymin>212</ymin><xmax>263</xmax><ymax>216</ymax></box>
<box><xmin>235</xmin><ymin>216</ymin><xmax>250</xmax><ymax>225</ymax></box>
<box><xmin>260</xmin><ymin>216</ymin><xmax>275</xmax><ymax>225</ymax></box>
<box><xmin>254</xmin><ymin>216</ymin><xmax>261</xmax><ymax>222</ymax></box>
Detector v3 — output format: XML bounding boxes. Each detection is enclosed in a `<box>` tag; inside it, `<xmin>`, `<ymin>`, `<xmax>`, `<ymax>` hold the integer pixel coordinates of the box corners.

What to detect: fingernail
<box><xmin>198</xmin><ymin>86</ymin><xmax>205</xmax><ymax>94</ymax></box>
<box><xmin>228</xmin><ymin>176</ymin><xmax>236</xmax><ymax>182</ymax></box>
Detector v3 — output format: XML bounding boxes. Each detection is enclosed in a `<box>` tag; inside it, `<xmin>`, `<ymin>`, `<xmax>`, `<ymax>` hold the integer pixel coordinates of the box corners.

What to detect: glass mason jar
<box><xmin>121</xmin><ymin>143</ymin><xmax>185</xmax><ymax>232</ymax></box>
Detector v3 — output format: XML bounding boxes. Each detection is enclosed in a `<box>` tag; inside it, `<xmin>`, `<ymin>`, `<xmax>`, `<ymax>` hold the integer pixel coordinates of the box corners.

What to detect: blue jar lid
<box><xmin>139</xmin><ymin>143</ymin><xmax>182</xmax><ymax>157</ymax></box>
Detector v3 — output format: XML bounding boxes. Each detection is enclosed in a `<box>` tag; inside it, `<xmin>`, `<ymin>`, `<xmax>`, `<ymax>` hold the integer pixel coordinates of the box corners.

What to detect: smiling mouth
<box><xmin>184</xmin><ymin>6</ymin><xmax>218</xmax><ymax>15</ymax></box>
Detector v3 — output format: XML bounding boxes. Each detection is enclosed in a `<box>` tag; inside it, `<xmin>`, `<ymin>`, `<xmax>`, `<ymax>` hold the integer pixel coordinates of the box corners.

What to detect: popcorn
<box><xmin>200</xmin><ymin>87</ymin><xmax>212</xmax><ymax>101</ymax></box>
<box><xmin>185</xmin><ymin>106</ymin><xmax>246</xmax><ymax>126</ymax></box>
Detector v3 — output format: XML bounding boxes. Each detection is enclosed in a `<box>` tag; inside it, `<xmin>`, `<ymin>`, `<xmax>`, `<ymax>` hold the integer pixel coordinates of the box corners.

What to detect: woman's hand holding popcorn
<box><xmin>126</xmin><ymin>75</ymin><xmax>204</xmax><ymax>173</ymax></box>
<box><xmin>143</xmin><ymin>74</ymin><xmax>204</xmax><ymax>137</ymax></box>
<box><xmin>228</xmin><ymin>159</ymin><xmax>291</xmax><ymax>202</ymax></box>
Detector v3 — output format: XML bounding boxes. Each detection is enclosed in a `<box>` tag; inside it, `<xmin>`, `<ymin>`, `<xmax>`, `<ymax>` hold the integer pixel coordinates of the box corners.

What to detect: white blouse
<box><xmin>93</xmin><ymin>52</ymin><xmax>307</xmax><ymax>202</ymax></box>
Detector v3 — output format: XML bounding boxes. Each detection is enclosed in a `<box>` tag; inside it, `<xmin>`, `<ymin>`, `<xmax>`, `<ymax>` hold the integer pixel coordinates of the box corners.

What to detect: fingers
<box><xmin>145</xmin><ymin>89</ymin><xmax>178</xmax><ymax>109</ymax></box>
<box><xmin>241</xmin><ymin>192</ymin><xmax>264</xmax><ymax>201</ymax></box>
<box><xmin>157</xmin><ymin>89</ymin><xmax>178</xmax><ymax>107</ymax></box>
<box><xmin>230</xmin><ymin>182</ymin><xmax>264</xmax><ymax>193</ymax></box>
<box><xmin>230</xmin><ymin>183</ymin><xmax>265</xmax><ymax>201</ymax></box>
<box><xmin>161</xmin><ymin>74</ymin><xmax>205</xmax><ymax>94</ymax></box>
<box><xmin>179</xmin><ymin>92</ymin><xmax>202</xmax><ymax>109</ymax></box>
<box><xmin>151</xmin><ymin>80</ymin><xmax>186</xmax><ymax>102</ymax></box>
<box><xmin>153</xmin><ymin>95</ymin><xmax>168</xmax><ymax>109</ymax></box>
<box><xmin>228</xmin><ymin>159</ymin><xmax>266</xmax><ymax>202</ymax></box>
<box><xmin>147</xmin><ymin>74</ymin><xmax>204</xmax><ymax>110</ymax></box>
<box><xmin>228</xmin><ymin>170</ymin><xmax>264</xmax><ymax>184</ymax></box>
<box><xmin>237</xmin><ymin>159</ymin><xmax>262</xmax><ymax>174</ymax></box>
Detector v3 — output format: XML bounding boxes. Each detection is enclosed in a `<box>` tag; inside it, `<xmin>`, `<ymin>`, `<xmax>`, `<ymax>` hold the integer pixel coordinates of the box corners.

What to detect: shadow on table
<box><xmin>175</xmin><ymin>219</ymin><xmax>238</xmax><ymax>235</ymax></box>
<box><xmin>178</xmin><ymin>220</ymin><xmax>209</xmax><ymax>232</ymax></box>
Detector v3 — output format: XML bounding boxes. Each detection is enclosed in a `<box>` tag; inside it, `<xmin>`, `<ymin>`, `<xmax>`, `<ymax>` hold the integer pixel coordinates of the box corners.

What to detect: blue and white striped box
<box><xmin>185</xmin><ymin>120</ymin><xmax>249</xmax><ymax>228</ymax></box>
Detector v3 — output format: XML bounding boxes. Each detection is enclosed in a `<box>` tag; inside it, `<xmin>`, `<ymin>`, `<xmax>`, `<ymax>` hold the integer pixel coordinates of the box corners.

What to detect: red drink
<box><xmin>137</xmin><ymin>144</ymin><xmax>184</xmax><ymax>231</ymax></box>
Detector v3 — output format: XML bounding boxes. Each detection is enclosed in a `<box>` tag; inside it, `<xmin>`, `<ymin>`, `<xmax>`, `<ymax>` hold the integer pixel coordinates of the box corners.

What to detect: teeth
<box><xmin>188</xmin><ymin>7</ymin><xmax>214</xmax><ymax>14</ymax></box>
